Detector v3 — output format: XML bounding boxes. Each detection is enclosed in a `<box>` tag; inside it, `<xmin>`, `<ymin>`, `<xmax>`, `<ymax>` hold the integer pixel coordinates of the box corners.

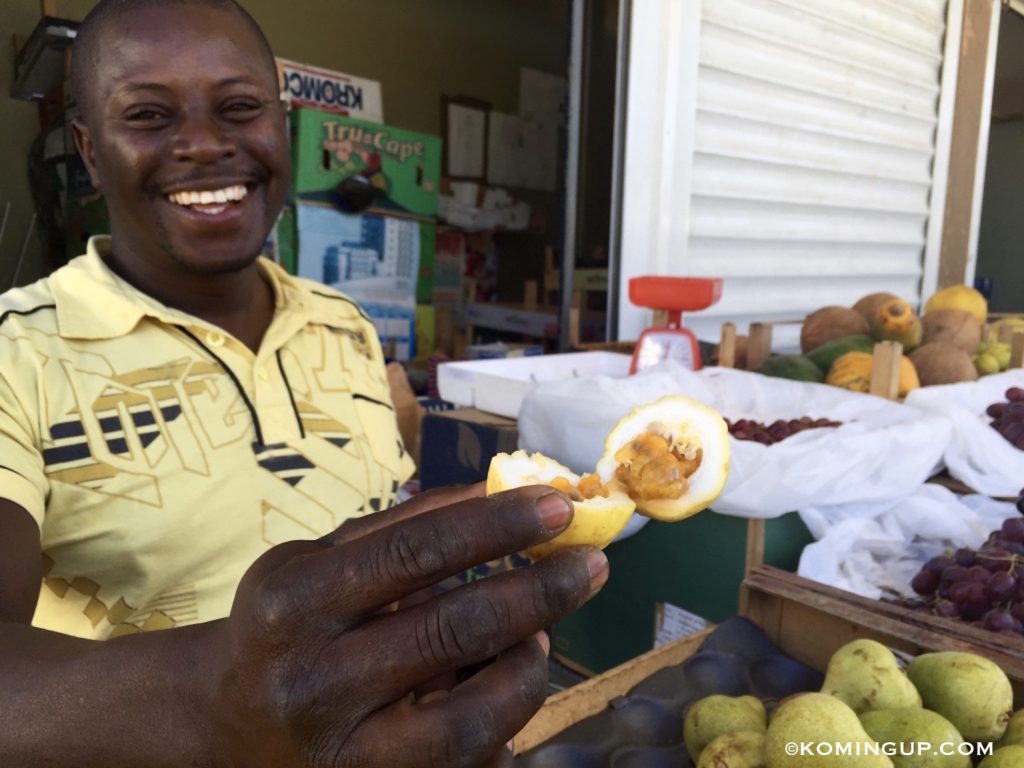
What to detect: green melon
<box><xmin>805</xmin><ymin>335</ymin><xmax>876</xmax><ymax>374</ymax></box>
<box><xmin>758</xmin><ymin>355</ymin><xmax>825</xmax><ymax>383</ymax></box>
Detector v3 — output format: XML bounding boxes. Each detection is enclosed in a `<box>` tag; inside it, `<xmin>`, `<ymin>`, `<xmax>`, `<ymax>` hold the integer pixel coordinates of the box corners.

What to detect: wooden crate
<box><xmin>515</xmin><ymin>565</ymin><xmax>1024</xmax><ymax>755</ymax></box>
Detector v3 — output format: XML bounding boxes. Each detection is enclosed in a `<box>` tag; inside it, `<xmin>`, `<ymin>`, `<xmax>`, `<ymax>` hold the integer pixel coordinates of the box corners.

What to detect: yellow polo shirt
<box><xmin>0</xmin><ymin>237</ymin><xmax>414</xmax><ymax>639</ymax></box>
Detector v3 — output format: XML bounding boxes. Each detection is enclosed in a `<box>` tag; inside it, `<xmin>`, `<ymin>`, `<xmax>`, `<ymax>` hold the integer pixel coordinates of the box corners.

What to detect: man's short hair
<box><xmin>70</xmin><ymin>0</ymin><xmax>277</xmax><ymax>123</ymax></box>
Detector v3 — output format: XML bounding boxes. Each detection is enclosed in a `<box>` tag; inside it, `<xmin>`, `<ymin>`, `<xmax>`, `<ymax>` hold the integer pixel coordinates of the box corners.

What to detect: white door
<box><xmin>617</xmin><ymin>0</ymin><xmax>962</xmax><ymax>350</ymax></box>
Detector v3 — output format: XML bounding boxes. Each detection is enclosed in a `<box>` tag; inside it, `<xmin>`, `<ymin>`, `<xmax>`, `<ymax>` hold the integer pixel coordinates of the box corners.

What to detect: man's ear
<box><xmin>70</xmin><ymin>118</ymin><xmax>102</xmax><ymax>191</ymax></box>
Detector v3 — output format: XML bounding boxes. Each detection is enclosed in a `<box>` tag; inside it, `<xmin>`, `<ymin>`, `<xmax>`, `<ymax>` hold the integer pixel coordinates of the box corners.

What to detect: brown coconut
<box><xmin>800</xmin><ymin>306</ymin><xmax>871</xmax><ymax>354</ymax></box>
<box><xmin>921</xmin><ymin>309</ymin><xmax>982</xmax><ymax>354</ymax></box>
<box><xmin>908</xmin><ymin>341</ymin><xmax>979</xmax><ymax>386</ymax></box>
<box><xmin>852</xmin><ymin>292</ymin><xmax>901</xmax><ymax>325</ymax></box>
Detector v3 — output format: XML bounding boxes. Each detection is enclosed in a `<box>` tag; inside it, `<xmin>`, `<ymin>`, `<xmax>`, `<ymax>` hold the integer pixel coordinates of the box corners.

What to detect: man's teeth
<box><xmin>168</xmin><ymin>185</ymin><xmax>248</xmax><ymax>207</ymax></box>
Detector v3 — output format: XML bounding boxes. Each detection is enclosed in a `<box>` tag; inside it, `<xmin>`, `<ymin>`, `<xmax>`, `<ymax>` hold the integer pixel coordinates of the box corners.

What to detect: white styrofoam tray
<box><xmin>437</xmin><ymin>352</ymin><xmax>633</xmax><ymax>418</ymax></box>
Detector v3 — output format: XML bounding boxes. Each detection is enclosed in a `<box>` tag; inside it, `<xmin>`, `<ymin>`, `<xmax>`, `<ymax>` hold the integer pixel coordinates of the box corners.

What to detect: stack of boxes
<box><xmin>278</xmin><ymin>58</ymin><xmax>441</xmax><ymax>361</ymax></box>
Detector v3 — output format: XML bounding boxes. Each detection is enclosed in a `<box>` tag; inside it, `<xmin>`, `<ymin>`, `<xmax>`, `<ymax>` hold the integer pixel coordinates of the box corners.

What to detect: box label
<box><xmin>654</xmin><ymin>602</ymin><xmax>709</xmax><ymax>648</ymax></box>
<box><xmin>277</xmin><ymin>58</ymin><xmax>383</xmax><ymax>123</ymax></box>
<box><xmin>292</xmin><ymin>109</ymin><xmax>441</xmax><ymax>219</ymax></box>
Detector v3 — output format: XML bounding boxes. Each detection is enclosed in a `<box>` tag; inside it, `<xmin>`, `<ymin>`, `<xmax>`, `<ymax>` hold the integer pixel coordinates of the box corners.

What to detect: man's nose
<box><xmin>171</xmin><ymin>111</ymin><xmax>236</xmax><ymax>163</ymax></box>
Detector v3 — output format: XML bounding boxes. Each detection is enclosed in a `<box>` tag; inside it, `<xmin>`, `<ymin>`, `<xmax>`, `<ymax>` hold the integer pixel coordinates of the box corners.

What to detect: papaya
<box><xmin>826</xmin><ymin>351</ymin><xmax>920</xmax><ymax>397</ymax></box>
<box><xmin>871</xmin><ymin>298</ymin><xmax>922</xmax><ymax>351</ymax></box>
<box><xmin>805</xmin><ymin>334</ymin><xmax>876</xmax><ymax>374</ymax></box>
<box><xmin>758</xmin><ymin>355</ymin><xmax>825</xmax><ymax>383</ymax></box>
<box><xmin>852</xmin><ymin>291</ymin><xmax>900</xmax><ymax>325</ymax></box>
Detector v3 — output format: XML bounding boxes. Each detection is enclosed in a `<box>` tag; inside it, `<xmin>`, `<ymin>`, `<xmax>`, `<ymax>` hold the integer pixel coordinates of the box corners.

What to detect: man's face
<box><xmin>73</xmin><ymin>4</ymin><xmax>291</xmax><ymax>276</ymax></box>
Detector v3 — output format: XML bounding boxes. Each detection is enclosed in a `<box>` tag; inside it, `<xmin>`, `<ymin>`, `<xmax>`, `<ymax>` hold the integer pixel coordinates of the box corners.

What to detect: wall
<box><xmin>976</xmin><ymin>120</ymin><xmax>1024</xmax><ymax>312</ymax></box>
<box><xmin>0</xmin><ymin>0</ymin><xmax>568</xmax><ymax>286</ymax></box>
<box><xmin>976</xmin><ymin>9</ymin><xmax>1024</xmax><ymax>313</ymax></box>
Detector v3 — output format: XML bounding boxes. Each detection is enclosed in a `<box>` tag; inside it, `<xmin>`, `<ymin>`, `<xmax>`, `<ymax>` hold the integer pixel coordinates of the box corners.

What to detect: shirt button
<box><xmin>258</xmin><ymin>366</ymin><xmax>271</xmax><ymax>381</ymax></box>
<box><xmin>206</xmin><ymin>331</ymin><xmax>225</xmax><ymax>347</ymax></box>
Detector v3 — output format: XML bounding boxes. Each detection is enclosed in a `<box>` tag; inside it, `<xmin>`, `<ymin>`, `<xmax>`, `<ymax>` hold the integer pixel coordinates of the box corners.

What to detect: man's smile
<box><xmin>166</xmin><ymin>184</ymin><xmax>249</xmax><ymax>216</ymax></box>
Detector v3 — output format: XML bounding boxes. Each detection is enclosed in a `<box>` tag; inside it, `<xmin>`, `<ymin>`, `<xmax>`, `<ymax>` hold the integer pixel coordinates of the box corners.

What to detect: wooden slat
<box><xmin>515</xmin><ymin>628</ymin><xmax>714</xmax><ymax>754</ymax></box>
<box><xmin>869</xmin><ymin>340</ymin><xmax>903</xmax><ymax>399</ymax></box>
<box><xmin>745</xmin><ymin>322</ymin><xmax>773</xmax><ymax>371</ymax></box>
<box><xmin>718</xmin><ymin>322</ymin><xmax>737</xmax><ymax>368</ymax></box>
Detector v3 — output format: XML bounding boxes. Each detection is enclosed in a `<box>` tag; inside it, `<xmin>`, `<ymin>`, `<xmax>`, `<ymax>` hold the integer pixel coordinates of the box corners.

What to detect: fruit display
<box><xmin>820</xmin><ymin>638</ymin><xmax>921</xmax><ymax>713</ymax></box>
<box><xmin>900</xmin><ymin>514</ymin><xmax>1024</xmax><ymax>634</ymax></box>
<box><xmin>987</xmin><ymin>316</ymin><xmax>1024</xmax><ymax>345</ymax></box>
<box><xmin>724</xmin><ymin>416</ymin><xmax>842</xmax><ymax>445</ymax></box>
<box><xmin>757</xmin><ymin>354</ymin><xmax>824</xmax><ymax>383</ymax></box>
<box><xmin>487</xmin><ymin>395</ymin><xmax>730</xmax><ymax>558</ymax></box>
<box><xmin>683</xmin><ymin>694</ymin><xmax>766</xmax><ymax>762</ymax></box>
<box><xmin>987</xmin><ymin>387</ymin><xmax>1024</xmax><ymax>450</ymax></box>
<box><xmin>925</xmin><ymin>284</ymin><xmax>989</xmax><ymax>324</ymax></box>
<box><xmin>909</xmin><ymin>341</ymin><xmax>979</xmax><ymax>386</ymax></box>
<box><xmin>871</xmin><ymin>298</ymin><xmax>923</xmax><ymax>351</ymax></box>
<box><xmin>800</xmin><ymin>306</ymin><xmax>870</xmax><ymax>355</ymax></box>
<box><xmin>804</xmin><ymin>334</ymin><xmax>876</xmax><ymax>373</ymax></box>
<box><xmin>690</xmin><ymin>638</ymin><xmax>1016</xmax><ymax>767</ymax></box>
<box><xmin>922</xmin><ymin>309</ymin><xmax>982</xmax><ymax>354</ymax></box>
<box><xmin>755</xmin><ymin>284</ymin><xmax>1019</xmax><ymax>395</ymax></box>
<box><xmin>825</xmin><ymin>350</ymin><xmax>920</xmax><ymax>397</ymax></box>
<box><xmin>976</xmin><ymin>341</ymin><xmax>1015</xmax><ymax>377</ymax></box>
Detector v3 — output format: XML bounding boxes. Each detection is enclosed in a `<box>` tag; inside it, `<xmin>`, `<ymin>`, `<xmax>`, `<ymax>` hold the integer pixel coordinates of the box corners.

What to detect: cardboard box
<box><xmin>276</xmin><ymin>57</ymin><xmax>383</xmax><ymax>122</ymax></box>
<box><xmin>437</xmin><ymin>351</ymin><xmax>631</xmax><ymax>418</ymax></box>
<box><xmin>418</xmin><ymin>408</ymin><xmax>518</xmax><ymax>490</ymax></box>
<box><xmin>292</xmin><ymin>108</ymin><xmax>441</xmax><ymax>220</ymax></box>
<box><xmin>517</xmin><ymin>565</ymin><xmax>1024</xmax><ymax>754</ymax></box>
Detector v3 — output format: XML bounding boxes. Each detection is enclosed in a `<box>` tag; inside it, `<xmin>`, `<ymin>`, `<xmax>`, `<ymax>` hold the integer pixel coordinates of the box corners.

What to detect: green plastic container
<box><xmin>549</xmin><ymin>510</ymin><xmax>813</xmax><ymax>675</ymax></box>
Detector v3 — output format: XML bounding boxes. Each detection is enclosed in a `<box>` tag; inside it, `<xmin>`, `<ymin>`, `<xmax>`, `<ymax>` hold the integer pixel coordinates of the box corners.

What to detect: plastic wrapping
<box><xmin>519</xmin><ymin>361</ymin><xmax>951</xmax><ymax>519</ymax></box>
<box><xmin>904</xmin><ymin>369</ymin><xmax>1024</xmax><ymax>498</ymax></box>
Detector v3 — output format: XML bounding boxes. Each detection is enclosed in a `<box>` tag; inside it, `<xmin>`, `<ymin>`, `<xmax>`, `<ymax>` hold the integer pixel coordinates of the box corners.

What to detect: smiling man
<box><xmin>0</xmin><ymin>1</ymin><xmax>607</xmax><ymax>766</ymax></box>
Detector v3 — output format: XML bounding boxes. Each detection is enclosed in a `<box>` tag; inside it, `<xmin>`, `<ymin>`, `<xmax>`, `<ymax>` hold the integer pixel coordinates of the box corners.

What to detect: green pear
<box><xmin>685</xmin><ymin>695</ymin><xmax>767</xmax><ymax>762</ymax></box>
<box><xmin>905</xmin><ymin>652</ymin><xmax>1013</xmax><ymax>743</ymax></box>
<box><xmin>978</xmin><ymin>745</ymin><xmax>1024</xmax><ymax>767</ymax></box>
<box><xmin>821</xmin><ymin>639</ymin><xmax>921</xmax><ymax>714</ymax></box>
<box><xmin>697</xmin><ymin>731</ymin><xmax>767</xmax><ymax>768</ymax></box>
<box><xmin>859</xmin><ymin>708</ymin><xmax>970</xmax><ymax>768</ymax></box>
<box><xmin>765</xmin><ymin>692</ymin><xmax>893</xmax><ymax>767</ymax></box>
<box><xmin>997</xmin><ymin>709</ymin><xmax>1024</xmax><ymax>748</ymax></box>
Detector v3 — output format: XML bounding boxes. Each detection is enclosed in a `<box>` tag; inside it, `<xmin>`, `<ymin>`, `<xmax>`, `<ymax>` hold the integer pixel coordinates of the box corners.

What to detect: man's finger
<box><xmin>268</xmin><ymin>486</ymin><xmax>575</xmax><ymax>618</ymax></box>
<box><xmin>327</xmin><ymin>482</ymin><xmax>486</xmax><ymax>545</ymax></box>
<box><xmin>330</xmin><ymin>549</ymin><xmax>606</xmax><ymax>706</ymax></box>
<box><xmin>350</xmin><ymin>638</ymin><xmax>548</xmax><ymax>768</ymax></box>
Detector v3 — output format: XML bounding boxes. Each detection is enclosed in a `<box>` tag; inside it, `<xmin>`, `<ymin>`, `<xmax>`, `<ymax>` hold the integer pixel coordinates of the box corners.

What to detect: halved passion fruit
<box><xmin>486</xmin><ymin>394</ymin><xmax>730</xmax><ymax>558</ymax></box>
<box><xmin>486</xmin><ymin>451</ymin><xmax>636</xmax><ymax>560</ymax></box>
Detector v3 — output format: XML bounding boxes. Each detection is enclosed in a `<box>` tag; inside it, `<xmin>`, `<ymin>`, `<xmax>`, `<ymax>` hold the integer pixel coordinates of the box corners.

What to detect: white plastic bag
<box><xmin>798</xmin><ymin>485</ymin><xmax>1018</xmax><ymax>599</ymax></box>
<box><xmin>904</xmin><ymin>370</ymin><xmax>1024</xmax><ymax>498</ymax></box>
<box><xmin>518</xmin><ymin>361</ymin><xmax>951</xmax><ymax>519</ymax></box>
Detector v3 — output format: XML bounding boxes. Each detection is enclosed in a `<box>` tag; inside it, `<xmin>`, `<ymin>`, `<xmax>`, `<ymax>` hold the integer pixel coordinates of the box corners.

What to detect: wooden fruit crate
<box><xmin>515</xmin><ymin>565</ymin><xmax>1024</xmax><ymax>755</ymax></box>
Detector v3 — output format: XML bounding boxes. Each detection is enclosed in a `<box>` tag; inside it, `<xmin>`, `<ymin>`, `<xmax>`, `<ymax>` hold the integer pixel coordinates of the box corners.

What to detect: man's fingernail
<box><xmin>536</xmin><ymin>491</ymin><xmax>572</xmax><ymax>531</ymax></box>
<box><xmin>586</xmin><ymin>549</ymin><xmax>609</xmax><ymax>591</ymax></box>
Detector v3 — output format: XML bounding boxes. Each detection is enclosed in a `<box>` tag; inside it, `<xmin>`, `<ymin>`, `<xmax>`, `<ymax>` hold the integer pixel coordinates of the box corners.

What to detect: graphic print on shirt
<box><xmin>43</xmin><ymin>358</ymin><xmax>248</xmax><ymax>505</ymax></box>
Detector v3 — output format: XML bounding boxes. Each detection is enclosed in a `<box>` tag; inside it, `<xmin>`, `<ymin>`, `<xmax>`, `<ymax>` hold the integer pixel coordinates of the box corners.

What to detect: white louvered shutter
<box><xmin>617</xmin><ymin>0</ymin><xmax>959</xmax><ymax>350</ymax></box>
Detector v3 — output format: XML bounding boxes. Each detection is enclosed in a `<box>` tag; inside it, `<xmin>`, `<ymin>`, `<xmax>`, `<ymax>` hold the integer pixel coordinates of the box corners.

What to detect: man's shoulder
<box><xmin>0</xmin><ymin>273</ymin><xmax>59</xmax><ymax>336</ymax></box>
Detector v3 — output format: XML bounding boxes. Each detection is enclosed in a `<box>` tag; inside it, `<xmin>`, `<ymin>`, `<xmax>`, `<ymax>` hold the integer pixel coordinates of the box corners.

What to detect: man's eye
<box><xmin>124</xmin><ymin>108</ymin><xmax>168</xmax><ymax>122</ymax></box>
<box><xmin>223</xmin><ymin>100</ymin><xmax>261</xmax><ymax>117</ymax></box>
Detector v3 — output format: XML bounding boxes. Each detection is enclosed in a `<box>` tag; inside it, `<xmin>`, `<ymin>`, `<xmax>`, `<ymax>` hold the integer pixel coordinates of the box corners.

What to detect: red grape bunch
<box><xmin>906</xmin><ymin>515</ymin><xmax>1024</xmax><ymax>636</ymax></box>
<box><xmin>724</xmin><ymin>416</ymin><xmax>842</xmax><ymax>446</ymax></box>
<box><xmin>986</xmin><ymin>386</ymin><xmax>1024</xmax><ymax>450</ymax></box>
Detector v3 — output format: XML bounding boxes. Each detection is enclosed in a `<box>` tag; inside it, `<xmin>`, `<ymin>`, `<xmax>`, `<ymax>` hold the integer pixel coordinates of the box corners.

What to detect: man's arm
<box><xmin>0</xmin><ymin>487</ymin><xmax>607</xmax><ymax>767</ymax></box>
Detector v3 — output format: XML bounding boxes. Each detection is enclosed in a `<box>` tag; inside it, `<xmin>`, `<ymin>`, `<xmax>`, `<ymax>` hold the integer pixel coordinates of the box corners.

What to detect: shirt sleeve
<box><xmin>0</xmin><ymin>343</ymin><xmax>47</xmax><ymax>528</ymax></box>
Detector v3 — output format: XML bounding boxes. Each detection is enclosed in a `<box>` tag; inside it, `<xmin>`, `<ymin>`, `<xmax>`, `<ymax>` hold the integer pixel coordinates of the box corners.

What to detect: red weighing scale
<box><xmin>628</xmin><ymin>276</ymin><xmax>723</xmax><ymax>374</ymax></box>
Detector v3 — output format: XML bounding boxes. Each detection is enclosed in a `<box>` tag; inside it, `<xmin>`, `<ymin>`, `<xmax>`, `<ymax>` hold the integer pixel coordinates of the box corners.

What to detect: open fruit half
<box><xmin>486</xmin><ymin>394</ymin><xmax>730</xmax><ymax>558</ymax></box>
<box><xmin>487</xmin><ymin>451</ymin><xmax>637</xmax><ymax>560</ymax></box>
<box><xmin>596</xmin><ymin>394</ymin><xmax>730</xmax><ymax>522</ymax></box>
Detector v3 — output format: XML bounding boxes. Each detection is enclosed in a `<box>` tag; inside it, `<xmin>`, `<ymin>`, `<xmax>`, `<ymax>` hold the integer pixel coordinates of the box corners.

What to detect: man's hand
<box><xmin>206</xmin><ymin>484</ymin><xmax>608</xmax><ymax>767</ymax></box>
